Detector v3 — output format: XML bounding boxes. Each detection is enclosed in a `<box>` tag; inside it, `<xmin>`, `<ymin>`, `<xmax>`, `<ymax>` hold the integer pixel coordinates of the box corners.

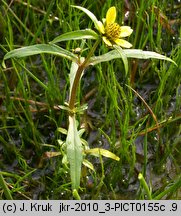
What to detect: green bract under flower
<box><xmin>97</xmin><ymin>7</ymin><xmax>133</xmax><ymax>48</ymax></box>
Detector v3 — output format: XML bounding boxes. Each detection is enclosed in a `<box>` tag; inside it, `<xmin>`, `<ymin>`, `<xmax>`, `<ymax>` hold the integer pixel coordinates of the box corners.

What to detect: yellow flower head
<box><xmin>97</xmin><ymin>7</ymin><xmax>133</xmax><ymax>48</ymax></box>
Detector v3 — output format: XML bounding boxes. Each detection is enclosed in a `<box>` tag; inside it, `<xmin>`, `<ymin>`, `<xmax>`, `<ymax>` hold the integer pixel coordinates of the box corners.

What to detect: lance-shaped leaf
<box><xmin>72</xmin><ymin>5</ymin><xmax>101</xmax><ymax>32</ymax></box>
<box><xmin>3</xmin><ymin>44</ymin><xmax>78</xmax><ymax>67</ymax></box>
<box><xmin>50</xmin><ymin>29</ymin><xmax>98</xmax><ymax>44</ymax></box>
<box><xmin>66</xmin><ymin>115</ymin><xmax>83</xmax><ymax>190</ymax></box>
<box><xmin>84</xmin><ymin>148</ymin><xmax>120</xmax><ymax>161</ymax></box>
<box><xmin>113</xmin><ymin>45</ymin><xmax>128</xmax><ymax>76</ymax></box>
<box><xmin>89</xmin><ymin>49</ymin><xmax>177</xmax><ymax>66</ymax></box>
<box><xmin>83</xmin><ymin>159</ymin><xmax>95</xmax><ymax>172</ymax></box>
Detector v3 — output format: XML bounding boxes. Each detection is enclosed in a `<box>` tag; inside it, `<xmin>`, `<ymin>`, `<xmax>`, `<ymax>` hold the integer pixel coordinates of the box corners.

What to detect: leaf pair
<box><xmin>3</xmin><ymin>43</ymin><xmax>176</xmax><ymax>69</ymax></box>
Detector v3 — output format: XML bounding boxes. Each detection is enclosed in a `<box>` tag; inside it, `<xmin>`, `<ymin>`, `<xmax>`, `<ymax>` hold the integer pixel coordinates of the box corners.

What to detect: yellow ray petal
<box><xmin>102</xmin><ymin>36</ymin><xmax>112</xmax><ymax>46</ymax></box>
<box><xmin>97</xmin><ymin>21</ymin><xmax>105</xmax><ymax>34</ymax></box>
<box><xmin>114</xmin><ymin>38</ymin><xmax>132</xmax><ymax>48</ymax></box>
<box><xmin>119</xmin><ymin>26</ymin><xmax>133</xmax><ymax>37</ymax></box>
<box><xmin>106</xmin><ymin>6</ymin><xmax>116</xmax><ymax>25</ymax></box>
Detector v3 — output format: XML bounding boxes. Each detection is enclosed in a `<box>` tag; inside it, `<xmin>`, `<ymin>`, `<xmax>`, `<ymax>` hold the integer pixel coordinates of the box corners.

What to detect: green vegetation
<box><xmin>0</xmin><ymin>0</ymin><xmax>180</xmax><ymax>200</ymax></box>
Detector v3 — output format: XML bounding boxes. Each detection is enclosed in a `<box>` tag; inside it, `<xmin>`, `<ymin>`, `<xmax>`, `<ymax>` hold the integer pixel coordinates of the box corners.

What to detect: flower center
<box><xmin>105</xmin><ymin>23</ymin><xmax>121</xmax><ymax>41</ymax></box>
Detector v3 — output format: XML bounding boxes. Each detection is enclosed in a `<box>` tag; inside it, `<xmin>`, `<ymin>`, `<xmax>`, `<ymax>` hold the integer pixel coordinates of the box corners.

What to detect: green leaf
<box><xmin>66</xmin><ymin>115</ymin><xmax>83</xmax><ymax>190</ymax></box>
<box><xmin>0</xmin><ymin>174</ymin><xmax>13</xmax><ymax>200</ymax></box>
<box><xmin>50</xmin><ymin>29</ymin><xmax>98</xmax><ymax>44</ymax></box>
<box><xmin>85</xmin><ymin>148</ymin><xmax>120</xmax><ymax>161</ymax></box>
<box><xmin>71</xmin><ymin>5</ymin><xmax>101</xmax><ymax>31</ymax></box>
<box><xmin>83</xmin><ymin>159</ymin><xmax>95</xmax><ymax>171</ymax></box>
<box><xmin>138</xmin><ymin>173</ymin><xmax>152</xmax><ymax>200</ymax></box>
<box><xmin>72</xmin><ymin>189</ymin><xmax>81</xmax><ymax>200</ymax></box>
<box><xmin>57</xmin><ymin>127</ymin><xmax>68</xmax><ymax>135</ymax></box>
<box><xmin>153</xmin><ymin>175</ymin><xmax>181</xmax><ymax>200</ymax></box>
<box><xmin>113</xmin><ymin>45</ymin><xmax>128</xmax><ymax>75</ymax></box>
<box><xmin>89</xmin><ymin>49</ymin><xmax>177</xmax><ymax>66</ymax></box>
<box><xmin>125</xmin><ymin>49</ymin><xmax>177</xmax><ymax>66</ymax></box>
<box><xmin>3</xmin><ymin>44</ymin><xmax>78</xmax><ymax>67</ymax></box>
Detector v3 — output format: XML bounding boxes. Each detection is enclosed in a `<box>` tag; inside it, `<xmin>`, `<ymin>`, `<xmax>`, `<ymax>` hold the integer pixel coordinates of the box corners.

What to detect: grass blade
<box><xmin>0</xmin><ymin>174</ymin><xmax>13</xmax><ymax>200</ymax></box>
<box><xmin>138</xmin><ymin>173</ymin><xmax>152</xmax><ymax>200</ymax></box>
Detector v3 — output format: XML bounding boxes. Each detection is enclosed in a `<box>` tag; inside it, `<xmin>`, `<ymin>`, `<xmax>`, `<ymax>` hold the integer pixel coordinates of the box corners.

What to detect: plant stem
<box><xmin>68</xmin><ymin>39</ymin><xmax>100</xmax><ymax>110</ymax></box>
